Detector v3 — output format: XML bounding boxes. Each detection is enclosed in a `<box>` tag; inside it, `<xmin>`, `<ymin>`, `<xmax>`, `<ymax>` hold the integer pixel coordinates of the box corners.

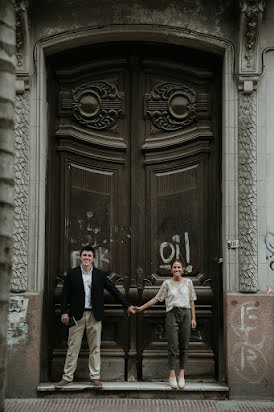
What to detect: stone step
<box><xmin>5</xmin><ymin>399</ymin><xmax>274</xmax><ymax>412</ymax></box>
<box><xmin>37</xmin><ymin>381</ymin><xmax>229</xmax><ymax>400</ymax></box>
<box><xmin>6</xmin><ymin>399</ymin><xmax>274</xmax><ymax>412</ymax></box>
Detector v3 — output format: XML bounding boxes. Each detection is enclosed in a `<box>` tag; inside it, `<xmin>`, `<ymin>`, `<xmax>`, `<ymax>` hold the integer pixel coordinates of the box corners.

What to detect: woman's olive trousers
<box><xmin>165</xmin><ymin>307</ymin><xmax>192</xmax><ymax>370</ymax></box>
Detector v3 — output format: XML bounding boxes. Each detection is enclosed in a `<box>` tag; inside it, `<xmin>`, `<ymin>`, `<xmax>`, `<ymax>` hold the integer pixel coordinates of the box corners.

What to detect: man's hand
<box><xmin>127</xmin><ymin>305</ymin><xmax>135</xmax><ymax>316</ymax></box>
<box><xmin>192</xmin><ymin>319</ymin><xmax>197</xmax><ymax>329</ymax></box>
<box><xmin>61</xmin><ymin>314</ymin><xmax>69</xmax><ymax>326</ymax></box>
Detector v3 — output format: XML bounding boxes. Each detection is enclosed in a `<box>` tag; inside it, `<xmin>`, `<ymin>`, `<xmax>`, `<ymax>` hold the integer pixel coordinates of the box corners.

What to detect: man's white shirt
<box><xmin>81</xmin><ymin>264</ymin><xmax>93</xmax><ymax>309</ymax></box>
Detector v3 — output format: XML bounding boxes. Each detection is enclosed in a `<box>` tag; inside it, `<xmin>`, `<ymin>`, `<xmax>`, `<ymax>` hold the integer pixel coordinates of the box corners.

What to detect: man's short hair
<box><xmin>80</xmin><ymin>245</ymin><xmax>95</xmax><ymax>257</ymax></box>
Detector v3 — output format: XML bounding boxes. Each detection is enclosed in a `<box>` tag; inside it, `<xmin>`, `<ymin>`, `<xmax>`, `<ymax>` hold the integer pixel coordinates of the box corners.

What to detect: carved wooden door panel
<box><xmin>48</xmin><ymin>59</ymin><xmax>133</xmax><ymax>381</ymax></box>
<box><xmin>134</xmin><ymin>58</ymin><xmax>222</xmax><ymax>380</ymax></box>
<box><xmin>47</xmin><ymin>45</ymin><xmax>222</xmax><ymax>382</ymax></box>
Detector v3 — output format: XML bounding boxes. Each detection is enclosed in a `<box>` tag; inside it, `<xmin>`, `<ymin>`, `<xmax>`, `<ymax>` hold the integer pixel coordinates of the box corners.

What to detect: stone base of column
<box><xmin>6</xmin><ymin>292</ymin><xmax>43</xmax><ymax>398</ymax></box>
<box><xmin>224</xmin><ymin>292</ymin><xmax>274</xmax><ymax>400</ymax></box>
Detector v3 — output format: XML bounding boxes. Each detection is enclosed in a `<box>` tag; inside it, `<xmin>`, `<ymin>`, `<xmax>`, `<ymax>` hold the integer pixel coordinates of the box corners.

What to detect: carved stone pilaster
<box><xmin>239</xmin><ymin>0</ymin><xmax>265</xmax><ymax>73</ymax></box>
<box><xmin>238</xmin><ymin>90</ymin><xmax>257</xmax><ymax>292</ymax></box>
<box><xmin>11</xmin><ymin>92</ymin><xmax>30</xmax><ymax>292</ymax></box>
<box><xmin>237</xmin><ymin>1</ymin><xmax>265</xmax><ymax>292</ymax></box>
<box><xmin>12</xmin><ymin>0</ymin><xmax>30</xmax><ymax>291</ymax></box>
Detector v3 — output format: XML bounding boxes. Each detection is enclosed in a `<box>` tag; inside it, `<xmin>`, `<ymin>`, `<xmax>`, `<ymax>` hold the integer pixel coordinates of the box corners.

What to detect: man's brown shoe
<box><xmin>55</xmin><ymin>379</ymin><xmax>71</xmax><ymax>388</ymax></box>
<box><xmin>91</xmin><ymin>378</ymin><xmax>102</xmax><ymax>388</ymax></box>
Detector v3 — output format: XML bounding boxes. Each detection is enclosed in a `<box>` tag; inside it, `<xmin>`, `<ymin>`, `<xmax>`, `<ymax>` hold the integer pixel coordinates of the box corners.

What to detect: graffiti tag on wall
<box><xmin>264</xmin><ymin>232</ymin><xmax>274</xmax><ymax>292</ymax></box>
<box><xmin>231</xmin><ymin>301</ymin><xmax>268</xmax><ymax>383</ymax></box>
<box><xmin>265</xmin><ymin>232</ymin><xmax>274</xmax><ymax>270</ymax></box>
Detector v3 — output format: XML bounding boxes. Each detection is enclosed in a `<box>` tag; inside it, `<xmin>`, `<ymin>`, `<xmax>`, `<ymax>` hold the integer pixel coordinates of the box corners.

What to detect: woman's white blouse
<box><xmin>155</xmin><ymin>278</ymin><xmax>197</xmax><ymax>312</ymax></box>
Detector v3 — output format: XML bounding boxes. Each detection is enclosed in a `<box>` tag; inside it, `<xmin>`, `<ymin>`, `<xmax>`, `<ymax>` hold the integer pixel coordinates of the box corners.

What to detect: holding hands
<box><xmin>127</xmin><ymin>305</ymin><xmax>136</xmax><ymax>316</ymax></box>
<box><xmin>127</xmin><ymin>305</ymin><xmax>143</xmax><ymax>315</ymax></box>
<box><xmin>133</xmin><ymin>306</ymin><xmax>142</xmax><ymax>313</ymax></box>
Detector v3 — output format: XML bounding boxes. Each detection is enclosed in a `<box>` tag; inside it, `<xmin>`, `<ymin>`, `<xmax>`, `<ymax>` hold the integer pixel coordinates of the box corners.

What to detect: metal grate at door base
<box><xmin>5</xmin><ymin>399</ymin><xmax>274</xmax><ymax>412</ymax></box>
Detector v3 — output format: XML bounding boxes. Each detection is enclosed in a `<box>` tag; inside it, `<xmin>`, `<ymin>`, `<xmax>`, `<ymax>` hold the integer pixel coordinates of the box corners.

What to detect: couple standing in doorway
<box><xmin>55</xmin><ymin>245</ymin><xmax>196</xmax><ymax>390</ymax></box>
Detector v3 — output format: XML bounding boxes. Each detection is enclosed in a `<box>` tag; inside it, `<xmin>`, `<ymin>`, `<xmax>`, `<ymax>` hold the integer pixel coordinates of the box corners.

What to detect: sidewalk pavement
<box><xmin>5</xmin><ymin>398</ymin><xmax>274</xmax><ymax>412</ymax></box>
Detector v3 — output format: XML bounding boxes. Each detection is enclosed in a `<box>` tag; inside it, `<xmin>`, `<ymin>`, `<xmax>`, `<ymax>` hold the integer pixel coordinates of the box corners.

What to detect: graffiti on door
<box><xmin>159</xmin><ymin>232</ymin><xmax>192</xmax><ymax>272</ymax></box>
<box><xmin>70</xmin><ymin>219</ymin><xmax>131</xmax><ymax>271</ymax></box>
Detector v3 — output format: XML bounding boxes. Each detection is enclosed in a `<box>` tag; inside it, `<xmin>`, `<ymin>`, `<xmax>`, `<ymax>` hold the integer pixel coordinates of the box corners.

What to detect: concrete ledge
<box><xmin>37</xmin><ymin>381</ymin><xmax>229</xmax><ymax>399</ymax></box>
<box><xmin>38</xmin><ymin>381</ymin><xmax>229</xmax><ymax>392</ymax></box>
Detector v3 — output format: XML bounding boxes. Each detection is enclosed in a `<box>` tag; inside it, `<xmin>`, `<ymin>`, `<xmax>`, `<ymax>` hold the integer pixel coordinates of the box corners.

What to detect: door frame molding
<box><xmin>29</xmin><ymin>23</ymin><xmax>238</xmax><ymax>335</ymax></box>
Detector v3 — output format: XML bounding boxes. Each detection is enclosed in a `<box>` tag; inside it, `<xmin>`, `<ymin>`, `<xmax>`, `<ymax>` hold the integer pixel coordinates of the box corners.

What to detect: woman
<box><xmin>134</xmin><ymin>260</ymin><xmax>197</xmax><ymax>389</ymax></box>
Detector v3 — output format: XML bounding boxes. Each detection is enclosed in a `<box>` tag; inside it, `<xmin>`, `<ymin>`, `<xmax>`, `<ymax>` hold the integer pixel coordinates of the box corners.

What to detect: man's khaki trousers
<box><xmin>62</xmin><ymin>310</ymin><xmax>102</xmax><ymax>382</ymax></box>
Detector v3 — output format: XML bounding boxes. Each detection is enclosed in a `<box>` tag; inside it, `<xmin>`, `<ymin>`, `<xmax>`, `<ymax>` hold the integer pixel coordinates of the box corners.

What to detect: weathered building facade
<box><xmin>7</xmin><ymin>0</ymin><xmax>274</xmax><ymax>400</ymax></box>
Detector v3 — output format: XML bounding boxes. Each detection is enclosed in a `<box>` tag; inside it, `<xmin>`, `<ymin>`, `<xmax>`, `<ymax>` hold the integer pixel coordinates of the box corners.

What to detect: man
<box><xmin>55</xmin><ymin>245</ymin><xmax>135</xmax><ymax>388</ymax></box>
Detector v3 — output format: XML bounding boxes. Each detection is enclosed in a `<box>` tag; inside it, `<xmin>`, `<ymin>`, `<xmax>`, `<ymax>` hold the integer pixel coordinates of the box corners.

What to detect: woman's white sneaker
<box><xmin>178</xmin><ymin>376</ymin><xmax>185</xmax><ymax>389</ymax></box>
<box><xmin>169</xmin><ymin>376</ymin><xmax>178</xmax><ymax>389</ymax></box>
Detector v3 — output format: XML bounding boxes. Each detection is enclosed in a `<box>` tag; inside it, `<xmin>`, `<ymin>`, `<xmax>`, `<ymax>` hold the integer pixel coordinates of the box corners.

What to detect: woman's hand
<box><xmin>191</xmin><ymin>319</ymin><xmax>197</xmax><ymax>329</ymax></box>
<box><xmin>133</xmin><ymin>298</ymin><xmax>158</xmax><ymax>313</ymax></box>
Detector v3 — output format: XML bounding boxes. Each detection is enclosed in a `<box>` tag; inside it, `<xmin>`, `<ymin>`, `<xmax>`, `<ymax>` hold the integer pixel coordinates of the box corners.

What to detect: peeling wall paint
<box><xmin>7</xmin><ymin>296</ymin><xmax>29</xmax><ymax>346</ymax></box>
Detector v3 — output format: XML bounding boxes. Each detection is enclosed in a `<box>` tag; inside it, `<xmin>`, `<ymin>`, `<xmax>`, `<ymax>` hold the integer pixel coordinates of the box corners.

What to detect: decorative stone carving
<box><xmin>145</xmin><ymin>82</ymin><xmax>196</xmax><ymax>132</ymax></box>
<box><xmin>14</xmin><ymin>0</ymin><xmax>30</xmax><ymax>73</ymax></box>
<box><xmin>238</xmin><ymin>91</ymin><xmax>257</xmax><ymax>292</ymax></box>
<box><xmin>239</xmin><ymin>0</ymin><xmax>265</xmax><ymax>72</ymax></box>
<box><xmin>11</xmin><ymin>92</ymin><xmax>30</xmax><ymax>292</ymax></box>
<box><xmin>72</xmin><ymin>81</ymin><xmax>124</xmax><ymax>132</ymax></box>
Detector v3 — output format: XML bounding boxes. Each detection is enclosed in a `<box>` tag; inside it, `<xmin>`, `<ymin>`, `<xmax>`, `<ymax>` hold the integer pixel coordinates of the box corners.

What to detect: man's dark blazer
<box><xmin>60</xmin><ymin>266</ymin><xmax>131</xmax><ymax>321</ymax></box>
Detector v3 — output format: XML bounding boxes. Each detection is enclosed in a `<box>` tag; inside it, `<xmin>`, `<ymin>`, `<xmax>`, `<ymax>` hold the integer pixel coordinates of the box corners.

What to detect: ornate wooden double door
<box><xmin>47</xmin><ymin>43</ymin><xmax>223</xmax><ymax>382</ymax></box>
